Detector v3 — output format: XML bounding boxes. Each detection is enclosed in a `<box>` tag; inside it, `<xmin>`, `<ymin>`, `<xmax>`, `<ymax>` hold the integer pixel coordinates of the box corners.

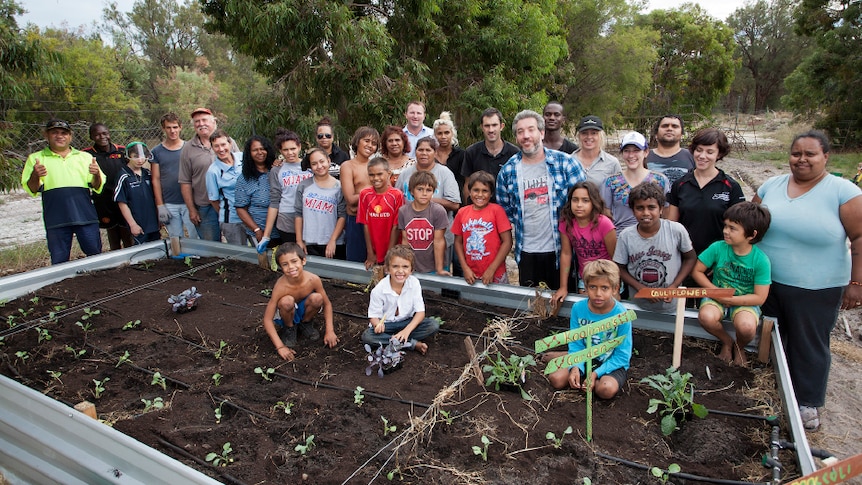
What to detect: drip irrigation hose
<box><xmin>777</xmin><ymin>440</ymin><xmax>835</xmax><ymax>460</ymax></box>
<box><xmin>155</xmin><ymin>437</ymin><xmax>249</xmax><ymax>485</ymax></box>
<box><xmin>594</xmin><ymin>451</ymin><xmax>769</xmax><ymax>485</ymax></box>
<box><xmin>767</xmin><ymin>424</ymin><xmax>782</xmax><ymax>484</ymax></box>
<box><xmin>706</xmin><ymin>408</ymin><xmax>779</xmax><ymax>423</ymax></box>
<box><xmin>272</xmin><ymin>371</ymin><xmax>432</xmax><ymax>409</ymax></box>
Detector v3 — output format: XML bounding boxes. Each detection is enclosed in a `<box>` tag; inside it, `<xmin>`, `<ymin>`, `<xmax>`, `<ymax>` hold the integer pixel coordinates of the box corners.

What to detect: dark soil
<box><xmin>0</xmin><ymin>257</ymin><xmax>791</xmax><ymax>484</ymax></box>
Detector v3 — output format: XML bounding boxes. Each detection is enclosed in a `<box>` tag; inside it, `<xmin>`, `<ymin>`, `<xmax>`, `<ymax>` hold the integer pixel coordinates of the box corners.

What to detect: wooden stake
<box><xmin>257</xmin><ymin>252</ymin><xmax>269</xmax><ymax>269</ymax></box>
<box><xmin>170</xmin><ymin>237</ymin><xmax>181</xmax><ymax>257</ymax></box>
<box><xmin>672</xmin><ymin>295</ymin><xmax>686</xmax><ymax>369</ymax></box>
<box><xmin>463</xmin><ymin>336</ymin><xmax>484</xmax><ymax>386</ymax></box>
<box><xmin>74</xmin><ymin>400</ymin><xmax>97</xmax><ymax>419</ymax></box>
<box><xmin>787</xmin><ymin>452</ymin><xmax>862</xmax><ymax>485</ymax></box>
<box><xmin>758</xmin><ymin>317</ymin><xmax>775</xmax><ymax>364</ymax></box>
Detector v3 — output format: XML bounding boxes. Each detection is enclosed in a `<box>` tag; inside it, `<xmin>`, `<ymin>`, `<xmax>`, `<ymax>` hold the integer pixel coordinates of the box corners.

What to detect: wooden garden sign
<box><xmin>633</xmin><ymin>287</ymin><xmax>734</xmax><ymax>368</ymax></box>
<box><xmin>787</xmin><ymin>452</ymin><xmax>862</xmax><ymax>485</ymax></box>
<box><xmin>535</xmin><ymin>309</ymin><xmax>637</xmax><ymax>442</ymax></box>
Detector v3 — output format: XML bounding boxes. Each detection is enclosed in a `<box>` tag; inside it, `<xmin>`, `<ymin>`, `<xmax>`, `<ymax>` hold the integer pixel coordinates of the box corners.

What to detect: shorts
<box><xmin>578</xmin><ymin>364</ymin><xmax>627</xmax><ymax>389</ymax></box>
<box><xmin>700</xmin><ymin>298</ymin><xmax>760</xmax><ymax>320</ymax></box>
<box><xmin>273</xmin><ymin>294</ymin><xmax>311</xmax><ymax>327</ymax></box>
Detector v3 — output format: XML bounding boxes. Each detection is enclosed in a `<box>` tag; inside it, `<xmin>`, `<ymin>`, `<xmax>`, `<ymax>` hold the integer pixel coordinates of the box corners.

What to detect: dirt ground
<box><xmin>2</xmin><ymin>257</ymin><xmax>785</xmax><ymax>483</ymax></box>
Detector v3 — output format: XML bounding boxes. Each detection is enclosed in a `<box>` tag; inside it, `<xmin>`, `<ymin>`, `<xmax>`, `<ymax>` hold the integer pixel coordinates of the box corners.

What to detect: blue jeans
<box><xmin>46</xmin><ymin>223</ymin><xmax>102</xmax><ymax>265</ymax></box>
<box><xmin>165</xmin><ymin>203</ymin><xmax>199</xmax><ymax>239</ymax></box>
<box><xmin>344</xmin><ymin>215</ymin><xmax>366</xmax><ymax>263</ymax></box>
<box><xmin>360</xmin><ymin>316</ymin><xmax>440</xmax><ymax>349</ymax></box>
<box><xmin>195</xmin><ymin>204</ymin><xmax>220</xmax><ymax>241</ymax></box>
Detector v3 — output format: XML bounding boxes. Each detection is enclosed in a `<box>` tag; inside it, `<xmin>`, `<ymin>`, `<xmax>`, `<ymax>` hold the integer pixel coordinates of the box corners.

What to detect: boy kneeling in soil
<box><xmin>545</xmin><ymin>259</ymin><xmax>632</xmax><ymax>399</ymax></box>
<box><xmin>362</xmin><ymin>244</ymin><xmax>440</xmax><ymax>354</ymax></box>
<box><xmin>263</xmin><ymin>243</ymin><xmax>339</xmax><ymax>361</ymax></box>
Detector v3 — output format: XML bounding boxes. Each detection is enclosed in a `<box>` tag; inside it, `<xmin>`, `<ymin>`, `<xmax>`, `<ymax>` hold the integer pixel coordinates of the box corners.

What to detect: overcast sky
<box><xmin>17</xmin><ymin>0</ymin><xmax>747</xmax><ymax>32</ymax></box>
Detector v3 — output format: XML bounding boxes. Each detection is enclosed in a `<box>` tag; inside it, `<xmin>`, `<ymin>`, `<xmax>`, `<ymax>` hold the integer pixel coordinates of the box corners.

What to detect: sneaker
<box><xmin>800</xmin><ymin>406</ymin><xmax>820</xmax><ymax>431</ymax></box>
<box><xmin>280</xmin><ymin>325</ymin><xmax>298</xmax><ymax>348</ymax></box>
<box><xmin>297</xmin><ymin>322</ymin><xmax>320</xmax><ymax>341</ymax></box>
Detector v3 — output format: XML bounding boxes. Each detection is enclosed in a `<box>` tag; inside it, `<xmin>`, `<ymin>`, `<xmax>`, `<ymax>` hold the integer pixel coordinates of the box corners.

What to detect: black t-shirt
<box><xmin>460</xmin><ymin>140</ymin><xmax>519</xmax><ymax>181</ymax></box>
<box><xmin>667</xmin><ymin>169</ymin><xmax>745</xmax><ymax>254</ymax></box>
<box><xmin>83</xmin><ymin>144</ymin><xmax>127</xmax><ymax>227</ymax></box>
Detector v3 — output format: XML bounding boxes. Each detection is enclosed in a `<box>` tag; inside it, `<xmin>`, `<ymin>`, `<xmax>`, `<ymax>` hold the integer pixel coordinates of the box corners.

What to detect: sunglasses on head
<box><xmin>317</xmin><ymin>133</ymin><xmax>333</xmax><ymax>139</ymax></box>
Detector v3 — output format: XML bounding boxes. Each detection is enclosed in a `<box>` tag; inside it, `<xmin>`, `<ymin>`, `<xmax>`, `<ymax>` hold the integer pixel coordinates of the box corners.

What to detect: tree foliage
<box><xmin>784</xmin><ymin>0</ymin><xmax>862</xmax><ymax>146</ymax></box>
<box><xmin>0</xmin><ymin>0</ymin><xmax>59</xmax><ymax>116</ymax></box>
<box><xmin>725</xmin><ymin>0</ymin><xmax>810</xmax><ymax>112</ymax></box>
<box><xmin>635</xmin><ymin>5</ymin><xmax>737</xmax><ymax>119</ymax></box>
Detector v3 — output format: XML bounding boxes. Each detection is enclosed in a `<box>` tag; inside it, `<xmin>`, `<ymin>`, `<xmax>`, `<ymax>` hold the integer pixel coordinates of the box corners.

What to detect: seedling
<box><xmin>214</xmin><ymin>340</ymin><xmax>228</xmax><ymax>360</ymax></box>
<box><xmin>650</xmin><ymin>463</ymin><xmax>681</xmax><ymax>483</ymax></box>
<box><xmin>381</xmin><ymin>416</ymin><xmax>397</xmax><ymax>436</ymax></box>
<box><xmin>254</xmin><ymin>366</ymin><xmax>275</xmax><ymax>382</ymax></box>
<box><xmin>30</xmin><ymin>296</ymin><xmax>39</xmax><ymax>304</ymax></box>
<box><xmin>65</xmin><ymin>345</ymin><xmax>86</xmax><ymax>359</ymax></box>
<box><xmin>215</xmin><ymin>265</ymin><xmax>227</xmax><ymax>282</ymax></box>
<box><xmin>294</xmin><ymin>434</ymin><xmax>315</xmax><ymax>455</ymax></box>
<box><xmin>14</xmin><ymin>350</ymin><xmax>29</xmax><ymax>362</ymax></box>
<box><xmin>471</xmin><ymin>435</ymin><xmax>491</xmax><ymax>461</ymax></box>
<box><xmin>273</xmin><ymin>401</ymin><xmax>293</xmax><ymax>415</ymax></box>
<box><xmin>115</xmin><ymin>350</ymin><xmax>132</xmax><ymax>368</ymax></box>
<box><xmin>81</xmin><ymin>307</ymin><xmax>100</xmax><ymax>320</ymax></box>
<box><xmin>354</xmin><ymin>386</ymin><xmax>365</xmax><ymax>406</ymax></box>
<box><xmin>214</xmin><ymin>402</ymin><xmax>224</xmax><ymax>423</ymax></box>
<box><xmin>122</xmin><ymin>319</ymin><xmax>142</xmax><ymax>331</ymax></box>
<box><xmin>440</xmin><ymin>410</ymin><xmax>454</xmax><ymax>425</ymax></box>
<box><xmin>183</xmin><ymin>256</ymin><xmax>194</xmax><ymax>269</ymax></box>
<box><xmin>386</xmin><ymin>466</ymin><xmax>404</xmax><ymax>481</ymax></box>
<box><xmin>212</xmin><ymin>373</ymin><xmax>223</xmax><ymax>386</ymax></box>
<box><xmin>53</xmin><ymin>304</ymin><xmax>67</xmax><ymax>311</ymax></box>
<box><xmin>205</xmin><ymin>442</ymin><xmax>234</xmax><ymax>467</ymax></box>
<box><xmin>36</xmin><ymin>327</ymin><xmax>52</xmax><ymax>342</ymax></box>
<box><xmin>92</xmin><ymin>377</ymin><xmax>109</xmax><ymax>399</ymax></box>
<box><xmin>75</xmin><ymin>320</ymin><xmax>93</xmax><ymax>333</ymax></box>
<box><xmin>260</xmin><ymin>288</ymin><xmax>272</xmax><ymax>297</ymax></box>
<box><xmin>141</xmin><ymin>397</ymin><xmax>165</xmax><ymax>413</ymax></box>
<box><xmin>151</xmin><ymin>372</ymin><xmax>167</xmax><ymax>390</ymax></box>
<box><xmin>546</xmin><ymin>426</ymin><xmax>573</xmax><ymax>449</ymax></box>
<box><xmin>47</xmin><ymin>370</ymin><xmax>63</xmax><ymax>383</ymax></box>
<box><xmin>140</xmin><ymin>260</ymin><xmax>154</xmax><ymax>271</ymax></box>
<box><xmin>364</xmin><ymin>339</ymin><xmax>405</xmax><ymax>378</ymax></box>
<box><xmin>6</xmin><ymin>314</ymin><xmax>16</xmax><ymax>327</ymax></box>
<box><xmin>482</xmin><ymin>352</ymin><xmax>536</xmax><ymax>400</ymax></box>
<box><xmin>641</xmin><ymin>367</ymin><xmax>708</xmax><ymax>436</ymax></box>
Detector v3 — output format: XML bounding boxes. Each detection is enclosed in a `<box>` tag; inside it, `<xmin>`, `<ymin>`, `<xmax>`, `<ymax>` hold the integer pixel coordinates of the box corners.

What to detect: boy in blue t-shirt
<box><xmin>545</xmin><ymin>259</ymin><xmax>632</xmax><ymax>399</ymax></box>
<box><xmin>114</xmin><ymin>142</ymin><xmax>160</xmax><ymax>244</ymax></box>
<box><xmin>691</xmin><ymin>202</ymin><xmax>772</xmax><ymax>366</ymax></box>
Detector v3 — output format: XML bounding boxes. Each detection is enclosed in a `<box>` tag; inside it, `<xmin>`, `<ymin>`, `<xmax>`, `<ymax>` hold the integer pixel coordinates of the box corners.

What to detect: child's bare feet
<box><xmin>732</xmin><ymin>345</ymin><xmax>748</xmax><ymax>366</ymax></box>
<box><xmin>717</xmin><ymin>344</ymin><xmax>733</xmax><ymax>363</ymax></box>
<box><xmin>414</xmin><ymin>341</ymin><xmax>428</xmax><ymax>355</ymax></box>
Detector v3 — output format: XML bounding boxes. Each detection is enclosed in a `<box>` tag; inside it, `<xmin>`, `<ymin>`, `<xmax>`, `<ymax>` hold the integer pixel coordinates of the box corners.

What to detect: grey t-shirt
<box><xmin>151</xmin><ymin>143</ymin><xmax>184</xmax><ymax>205</ymax></box>
<box><xmin>574</xmin><ymin>150</ymin><xmax>622</xmax><ymax>186</ymax></box>
<box><xmin>613</xmin><ymin>219</ymin><xmax>693</xmax><ymax>312</ymax></box>
<box><xmin>294</xmin><ymin>177</ymin><xmax>346</xmax><ymax>245</ymax></box>
<box><xmin>518</xmin><ymin>160</ymin><xmax>555</xmax><ymax>253</ymax></box>
<box><xmin>269</xmin><ymin>162</ymin><xmax>312</xmax><ymax>233</ymax></box>
<box><xmin>395</xmin><ymin>162</ymin><xmax>461</xmax><ymax>247</ymax></box>
<box><xmin>397</xmin><ymin>202</ymin><xmax>449</xmax><ymax>273</ymax></box>
<box><xmin>645</xmin><ymin>149</ymin><xmax>694</xmax><ymax>186</ymax></box>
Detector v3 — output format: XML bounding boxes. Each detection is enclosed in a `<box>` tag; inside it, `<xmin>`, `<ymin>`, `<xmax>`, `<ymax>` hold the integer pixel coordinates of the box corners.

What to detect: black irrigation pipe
<box><xmin>272</xmin><ymin>371</ymin><xmax>432</xmax><ymax>409</ymax></box>
<box><xmin>83</xmin><ymin>342</ymin><xmax>192</xmax><ymax>390</ymax></box>
<box><xmin>211</xmin><ymin>394</ymin><xmax>274</xmax><ymax>422</ymax></box>
<box><xmin>594</xmin><ymin>451</ymin><xmax>770</xmax><ymax>485</ymax></box>
<box><xmin>706</xmin><ymin>408</ymin><xmax>779</xmax><ymax>423</ymax></box>
<box><xmin>155</xmin><ymin>437</ymin><xmax>249</xmax><ymax>485</ymax></box>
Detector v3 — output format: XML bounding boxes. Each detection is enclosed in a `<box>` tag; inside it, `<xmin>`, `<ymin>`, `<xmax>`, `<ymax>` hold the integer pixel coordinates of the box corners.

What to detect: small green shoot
<box><xmin>122</xmin><ymin>319</ymin><xmax>141</xmax><ymax>331</ymax></box>
<box><xmin>254</xmin><ymin>366</ymin><xmax>275</xmax><ymax>382</ymax></box>
<box><xmin>140</xmin><ymin>260</ymin><xmax>154</xmax><ymax>271</ymax></box>
<box><xmin>381</xmin><ymin>416</ymin><xmax>397</xmax><ymax>436</ymax></box>
<box><xmin>214</xmin><ymin>402</ymin><xmax>224</xmax><ymax>423</ymax></box>
<box><xmin>650</xmin><ymin>463</ymin><xmax>681</xmax><ymax>483</ymax></box>
<box><xmin>214</xmin><ymin>340</ymin><xmax>228</xmax><ymax>359</ymax></box>
<box><xmin>472</xmin><ymin>435</ymin><xmax>490</xmax><ymax>461</ymax></box>
<box><xmin>641</xmin><ymin>367</ymin><xmax>708</xmax><ymax>436</ymax></box>
<box><xmin>215</xmin><ymin>265</ymin><xmax>227</xmax><ymax>282</ymax></box>
<box><xmin>47</xmin><ymin>369</ymin><xmax>62</xmax><ymax>383</ymax></box>
<box><xmin>36</xmin><ymin>327</ymin><xmax>52</xmax><ymax>342</ymax></box>
<box><xmin>92</xmin><ymin>377</ymin><xmax>109</xmax><ymax>399</ymax></box>
<box><xmin>583</xmin><ymin>478</ymin><xmax>592</xmax><ymax>485</ymax></box>
<box><xmin>184</xmin><ymin>256</ymin><xmax>193</xmax><ymax>268</ymax></box>
<box><xmin>387</xmin><ymin>467</ymin><xmax>403</xmax><ymax>480</ymax></box>
<box><xmin>212</xmin><ymin>373</ymin><xmax>223</xmax><ymax>386</ymax></box>
<box><xmin>273</xmin><ymin>401</ymin><xmax>293</xmax><ymax>415</ymax></box>
<box><xmin>151</xmin><ymin>372</ymin><xmax>167</xmax><ymax>390</ymax></box>
<box><xmin>115</xmin><ymin>350</ymin><xmax>132</xmax><ymax>368</ymax></box>
<box><xmin>354</xmin><ymin>386</ymin><xmax>365</xmax><ymax>406</ymax></box>
<box><xmin>75</xmin><ymin>320</ymin><xmax>93</xmax><ymax>333</ymax></box>
<box><xmin>65</xmin><ymin>345</ymin><xmax>86</xmax><ymax>359</ymax></box>
<box><xmin>81</xmin><ymin>307</ymin><xmax>100</xmax><ymax>320</ymax></box>
<box><xmin>440</xmin><ymin>410</ymin><xmax>454</xmax><ymax>425</ymax></box>
<box><xmin>294</xmin><ymin>434</ymin><xmax>315</xmax><ymax>455</ymax></box>
<box><xmin>546</xmin><ymin>426</ymin><xmax>573</xmax><ymax>449</ymax></box>
<box><xmin>205</xmin><ymin>442</ymin><xmax>234</xmax><ymax>467</ymax></box>
<box><xmin>260</xmin><ymin>288</ymin><xmax>272</xmax><ymax>297</ymax></box>
<box><xmin>29</xmin><ymin>296</ymin><xmax>39</xmax><ymax>304</ymax></box>
<box><xmin>14</xmin><ymin>350</ymin><xmax>29</xmax><ymax>361</ymax></box>
<box><xmin>141</xmin><ymin>397</ymin><xmax>165</xmax><ymax>412</ymax></box>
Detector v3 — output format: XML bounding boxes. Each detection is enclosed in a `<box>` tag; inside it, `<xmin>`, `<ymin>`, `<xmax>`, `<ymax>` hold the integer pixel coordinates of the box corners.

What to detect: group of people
<box><xmin>22</xmin><ymin>104</ymin><xmax>861</xmax><ymax>431</ymax></box>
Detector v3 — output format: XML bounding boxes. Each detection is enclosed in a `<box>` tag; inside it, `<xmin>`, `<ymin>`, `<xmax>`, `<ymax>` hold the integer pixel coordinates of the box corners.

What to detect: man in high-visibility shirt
<box><xmin>22</xmin><ymin>119</ymin><xmax>106</xmax><ymax>264</ymax></box>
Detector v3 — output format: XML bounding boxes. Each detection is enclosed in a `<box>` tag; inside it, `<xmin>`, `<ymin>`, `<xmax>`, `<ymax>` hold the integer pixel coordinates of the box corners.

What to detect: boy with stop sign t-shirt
<box><xmin>397</xmin><ymin>171</ymin><xmax>450</xmax><ymax>275</ymax></box>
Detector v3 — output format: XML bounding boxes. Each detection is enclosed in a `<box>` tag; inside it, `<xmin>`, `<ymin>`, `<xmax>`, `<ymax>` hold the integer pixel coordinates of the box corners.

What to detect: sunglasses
<box><xmin>317</xmin><ymin>133</ymin><xmax>333</xmax><ymax>139</ymax></box>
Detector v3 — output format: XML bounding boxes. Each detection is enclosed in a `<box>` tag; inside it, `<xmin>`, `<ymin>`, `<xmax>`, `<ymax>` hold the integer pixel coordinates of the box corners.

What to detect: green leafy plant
<box><xmin>650</xmin><ymin>463</ymin><xmax>681</xmax><ymax>483</ymax></box>
<box><xmin>214</xmin><ymin>402</ymin><xmax>224</xmax><ymax>423</ymax></box>
<box><xmin>122</xmin><ymin>319</ymin><xmax>141</xmax><ymax>331</ymax></box>
<box><xmin>254</xmin><ymin>366</ymin><xmax>275</xmax><ymax>382</ymax></box>
<box><xmin>583</xmin><ymin>478</ymin><xmax>592</xmax><ymax>485</ymax></box>
<box><xmin>47</xmin><ymin>369</ymin><xmax>62</xmax><ymax>383</ymax></box>
<box><xmin>471</xmin><ymin>435</ymin><xmax>491</xmax><ymax>461</ymax></box>
<box><xmin>75</xmin><ymin>320</ymin><xmax>93</xmax><ymax>333</ymax></box>
<box><xmin>81</xmin><ymin>307</ymin><xmax>100</xmax><ymax>320</ymax></box>
<box><xmin>65</xmin><ymin>345</ymin><xmax>86</xmax><ymax>359</ymax></box>
<box><xmin>295</xmin><ymin>434</ymin><xmax>315</xmax><ymax>455</ymax></box>
<box><xmin>36</xmin><ymin>327</ymin><xmax>51</xmax><ymax>342</ymax></box>
<box><xmin>439</xmin><ymin>410</ymin><xmax>454</xmax><ymax>425</ymax></box>
<box><xmin>546</xmin><ymin>426</ymin><xmax>573</xmax><ymax>449</ymax></box>
<box><xmin>260</xmin><ymin>288</ymin><xmax>272</xmax><ymax>297</ymax></box>
<box><xmin>115</xmin><ymin>350</ymin><xmax>132</xmax><ymax>368</ymax></box>
<box><xmin>212</xmin><ymin>373</ymin><xmax>223</xmax><ymax>386</ymax></box>
<box><xmin>482</xmin><ymin>352</ymin><xmax>537</xmax><ymax>400</ymax></box>
<box><xmin>151</xmin><ymin>372</ymin><xmax>167</xmax><ymax>390</ymax></box>
<box><xmin>641</xmin><ymin>367</ymin><xmax>708</xmax><ymax>436</ymax></box>
<box><xmin>214</xmin><ymin>340</ymin><xmax>228</xmax><ymax>359</ymax></box>
<box><xmin>386</xmin><ymin>466</ymin><xmax>404</xmax><ymax>481</ymax></box>
<box><xmin>29</xmin><ymin>296</ymin><xmax>39</xmax><ymax>304</ymax></box>
<box><xmin>141</xmin><ymin>397</ymin><xmax>165</xmax><ymax>413</ymax></box>
<box><xmin>381</xmin><ymin>416</ymin><xmax>397</xmax><ymax>436</ymax></box>
<box><xmin>354</xmin><ymin>386</ymin><xmax>365</xmax><ymax>406</ymax></box>
<box><xmin>140</xmin><ymin>260</ymin><xmax>154</xmax><ymax>271</ymax></box>
<box><xmin>6</xmin><ymin>314</ymin><xmax>17</xmax><ymax>327</ymax></box>
<box><xmin>273</xmin><ymin>401</ymin><xmax>293</xmax><ymax>415</ymax></box>
<box><xmin>215</xmin><ymin>265</ymin><xmax>227</xmax><ymax>282</ymax></box>
<box><xmin>205</xmin><ymin>442</ymin><xmax>234</xmax><ymax>467</ymax></box>
<box><xmin>184</xmin><ymin>256</ymin><xmax>193</xmax><ymax>268</ymax></box>
<box><xmin>15</xmin><ymin>350</ymin><xmax>30</xmax><ymax>362</ymax></box>
<box><xmin>92</xmin><ymin>377</ymin><xmax>109</xmax><ymax>399</ymax></box>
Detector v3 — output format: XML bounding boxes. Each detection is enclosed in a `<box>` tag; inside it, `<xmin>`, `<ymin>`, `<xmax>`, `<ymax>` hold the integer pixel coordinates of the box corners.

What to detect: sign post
<box><xmin>786</xmin><ymin>452</ymin><xmax>862</xmax><ymax>485</ymax></box>
<box><xmin>535</xmin><ymin>310</ymin><xmax>636</xmax><ymax>441</ymax></box>
<box><xmin>633</xmin><ymin>287</ymin><xmax>734</xmax><ymax>368</ymax></box>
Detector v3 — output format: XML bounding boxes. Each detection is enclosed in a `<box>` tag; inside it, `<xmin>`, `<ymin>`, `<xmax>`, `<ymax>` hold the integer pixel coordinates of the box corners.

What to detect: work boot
<box><xmin>297</xmin><ymin>322</ymin><xmax>320</xmax><ymax>342</ymax></box>
<box><xmin>280</xmin><ymin>324</ymin><xmax>298</xmax><ymax>348</ymax></box>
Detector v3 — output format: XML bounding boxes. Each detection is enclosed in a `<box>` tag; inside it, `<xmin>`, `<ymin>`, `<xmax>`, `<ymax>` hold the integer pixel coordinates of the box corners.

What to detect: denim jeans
<box><xmin>46</xmin><ymin>223</ymin><xmax>102</xmax><ymax>265</ymax></box>
<box><xmin>165</xmin><ymin>203</ymin><xmax>199</xmax><ymax>239</ymax></box>
<box><xmin>195</xmin><ymin>204</ymin><xmax>220</xmax><ymax>241</ymax></box>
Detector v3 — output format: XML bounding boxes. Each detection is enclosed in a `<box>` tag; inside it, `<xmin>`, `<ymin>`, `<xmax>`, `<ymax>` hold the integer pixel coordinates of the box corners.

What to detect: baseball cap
<box><xmin>190</xmin><ymin>107</ymin><xmax>213</xmax><ymax>118</ymax></box>
<box><xmin>45</xmin><ymin>119</ymin><xmax>71</xmax><ymax>132</ymax></box>
<box><xmin>620</xmin><ymin>132</ymin><xmax>648</xmax><ymax>151</ymax></box>
<box><xmin>577</xmin><ymin>115</ymin><xmax>603</xmax><ymax>133</ymax></box>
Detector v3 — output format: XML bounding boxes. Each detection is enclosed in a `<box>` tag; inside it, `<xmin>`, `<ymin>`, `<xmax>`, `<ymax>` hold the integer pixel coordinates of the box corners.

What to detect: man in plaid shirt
<box><xmin>496</xmin><ymin>110</ymin><xmax>585</xmax><ymax>289</ymax></box>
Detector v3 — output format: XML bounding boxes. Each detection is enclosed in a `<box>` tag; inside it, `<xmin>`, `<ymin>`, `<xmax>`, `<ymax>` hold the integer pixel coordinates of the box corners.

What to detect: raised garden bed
<box><xmin>0</xmin><ymin>254</ymin><xmax>798</xmax><ymax>484</ymax></box>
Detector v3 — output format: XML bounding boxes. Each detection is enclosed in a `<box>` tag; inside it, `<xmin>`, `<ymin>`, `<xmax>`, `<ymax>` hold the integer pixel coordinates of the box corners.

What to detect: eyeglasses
<box><xmin>317</xmin><ymin>133</ymin><xmax>333</xmax><ymax>139</ymax></box>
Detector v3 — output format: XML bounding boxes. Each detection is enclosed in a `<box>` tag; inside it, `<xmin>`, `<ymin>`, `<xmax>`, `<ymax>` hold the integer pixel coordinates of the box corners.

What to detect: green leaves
<box><xmin>641</xmin><ymin>366</ymin><xmax>708</xmax><ymax>436</ymax></box>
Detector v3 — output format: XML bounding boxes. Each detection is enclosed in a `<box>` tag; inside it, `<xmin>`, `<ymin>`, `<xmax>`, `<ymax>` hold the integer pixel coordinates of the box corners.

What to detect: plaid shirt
<box><xmin>495</xmin><ymin>148</ymin><xmax>585</xmax><ymax>266</ymax></box>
